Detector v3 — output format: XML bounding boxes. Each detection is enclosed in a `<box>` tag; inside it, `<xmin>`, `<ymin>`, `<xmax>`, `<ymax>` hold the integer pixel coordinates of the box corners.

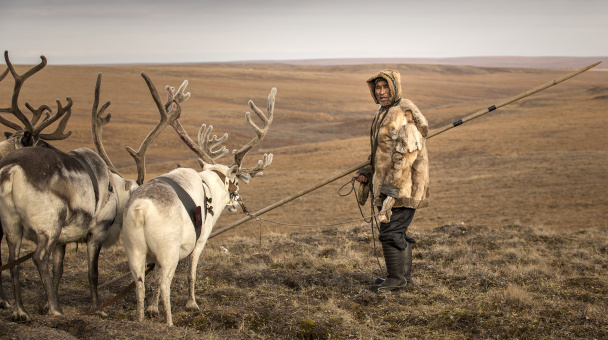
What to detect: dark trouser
<box><xmin>378</xmin><ymin>207</ymin><xmax>415</xmax><ymax>250</ymax></box>
<box><xmin>371</xmin><ymin>206</ymin><xmax>416</xmax><ymax>291</ymax></box>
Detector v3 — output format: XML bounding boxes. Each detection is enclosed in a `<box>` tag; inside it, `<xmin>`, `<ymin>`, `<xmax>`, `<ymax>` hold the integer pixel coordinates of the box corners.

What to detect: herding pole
<box><xmin>209</xmin><ymin>61</ymin><xmax>601</xmax><ymax>239</ymax></box>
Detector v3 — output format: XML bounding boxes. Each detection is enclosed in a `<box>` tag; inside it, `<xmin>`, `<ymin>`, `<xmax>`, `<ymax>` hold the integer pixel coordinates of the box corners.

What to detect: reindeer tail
<box><xmin>118</xmin><ymin>202</ymin><xmax>147</xmax><ymax>249</ymax></box>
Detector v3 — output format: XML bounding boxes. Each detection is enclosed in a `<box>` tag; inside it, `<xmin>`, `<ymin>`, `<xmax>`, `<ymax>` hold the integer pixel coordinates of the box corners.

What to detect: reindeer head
<box><xmin>0</xmin><ymin>51</ymin><xmax>72</xmax><ymax>159</ymax></box>
<box><xmin>173</xmin><ymin>87</ymin><xmax>276</xmax><ymax>211</ymax></box>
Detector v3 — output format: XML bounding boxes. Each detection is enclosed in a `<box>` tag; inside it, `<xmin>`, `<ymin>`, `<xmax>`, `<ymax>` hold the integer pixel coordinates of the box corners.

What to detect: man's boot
<box><xmin>404</xmin><ymin>241</ymin><xmax>415</xmax><ymax>287</ymax></box>
<box><xmin>370</xmin><ymin>243</ymin><xmax>406</xmax><ymax>292</ymax></box>
<box><xmin>374</xmin><ymin>241</ymin><xmax>415</xmax><ymax>287</ymax></box>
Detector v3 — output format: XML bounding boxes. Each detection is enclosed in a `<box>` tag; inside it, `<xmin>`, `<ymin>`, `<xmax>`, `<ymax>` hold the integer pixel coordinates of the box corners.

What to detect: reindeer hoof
<box><xmin>40</xmin><ymin>302</ymin><xmax>63</xmax><ymax>316</ymax></box>
<box><xmin>12</xmin><ymin>311</ymin><xmax>32</xmax><ymax>322</ymax></box>
<box><xmin>185</xmin><ymin>300</ymin><xmax>199</xmax><ymax>311</ymax></box>
<box><xmin>0</xmin><ymin>300</ymin><xmax>12</xmax><ymax>309</ymax></box>
<box><xmin>95</xmin><ymin>310</ymin><xmax>109</xmax><ymax>318</ymax></box>
<box><xmin>145</xmin><ymin>308</ymin><xmax>159</xmax><ymax>318</ymax></box>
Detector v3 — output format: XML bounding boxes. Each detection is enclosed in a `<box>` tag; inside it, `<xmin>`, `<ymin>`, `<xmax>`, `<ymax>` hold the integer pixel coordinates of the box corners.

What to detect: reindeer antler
<box><xmin>171</xmin><ymin>120</ymin><xmax>229</xmax><ymax>165</ymax></box>
<box><xmin>231</xmin><ymin>87</ymin><xmax>276</xmax><ymax>178</ymax></box>
<box><xmin>0</xmin><ymin>67</ymin><xmax>8</xmax><ymax>82</ymax></box>
<box><xmin>167</xmin><ymin>80</ymin><xmax>229</xmax><ymax>164</ymax></box>
<box><xmin>125</xmin><ymin>73</ymin><xmax>185</xmax><ymax>185</ymax></box>
<box><xmin>91</xmin><ymin>73</ymin><xmax>121</xmax><ymax>176</ymax></box>
<box><xmin>0</xmin><ymin>51</ymin><xmax>72</xmax><ymax>142</ymax></box>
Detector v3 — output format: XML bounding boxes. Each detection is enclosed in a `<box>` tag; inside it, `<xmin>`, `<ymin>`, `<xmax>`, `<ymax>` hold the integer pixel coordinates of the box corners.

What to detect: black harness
<box><xmin>152</xmin><ymin>172</ymin><xmax>239</xmax><ymax>230</ymax></box>
<box><xmin>153</xmin><ymin>177</ymin><xmax>203</xmax><ymax>228</ymax></box>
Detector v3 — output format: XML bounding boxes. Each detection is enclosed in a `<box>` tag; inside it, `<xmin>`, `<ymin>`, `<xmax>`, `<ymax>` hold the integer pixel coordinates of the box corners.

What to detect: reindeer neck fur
<box><xmin>198</xmin><ymin>165</ymin><xmax>238</xmax><ymax>225</ymax></box>
<box><xmin>0</xmin><ymin>131</ymin><xmax>57</xmax><ymax>160</ymax></box>
<box><xmin>103</xmin><ymin>173</ymin><xmax>138</xmax><ymax>248</ymax></box>
<box><xmin>0</xmin><ymin>137</ymin><xmax>19</xmax><ymax>159</ymax></box>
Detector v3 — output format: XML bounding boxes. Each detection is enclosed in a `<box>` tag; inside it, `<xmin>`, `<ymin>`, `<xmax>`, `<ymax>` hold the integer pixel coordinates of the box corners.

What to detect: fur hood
<box><xmin>367</xmin><ymin>69</ymin><xmax>403</xmax><ymax>106</ymax></box>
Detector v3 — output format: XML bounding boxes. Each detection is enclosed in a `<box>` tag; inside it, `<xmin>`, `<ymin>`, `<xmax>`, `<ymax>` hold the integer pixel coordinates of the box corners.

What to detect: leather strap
<box><xmin>154</xmin><ymin>177</ymin><xmax>198</xmax><ymax>227</ymax></box>
<box><xmin>73</xmin><ymin>156</ymin><xmax>99</xmax><ymax>207</ymax></box>
<box><xmin>211</xmin><ymin>170</ymin><xmax>238</xmax><ymax>193</ymax></box>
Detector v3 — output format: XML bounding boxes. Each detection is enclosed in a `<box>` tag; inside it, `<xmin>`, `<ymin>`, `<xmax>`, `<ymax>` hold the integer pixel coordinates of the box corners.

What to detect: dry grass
<box><xmin>1</xmin><ymin>59</ymin><xmax>607</xmax><ymax>338</ymax></box>
<box><xmin>1</xmin><ymin>224</ymin><xmax>607</xmax><ymax>339</ymax></box>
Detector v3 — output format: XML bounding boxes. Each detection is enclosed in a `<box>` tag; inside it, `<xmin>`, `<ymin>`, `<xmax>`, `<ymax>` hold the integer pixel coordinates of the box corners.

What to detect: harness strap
<box><xmin>211</xmin><ymin>170</ymin><xmax>238</xmax><ymax>193</ymax></box>
<box><xmin>73</xmin><ymin>156</ymin><xmax>99</xmax><ymax>208</ymax></box>
<box><xmin>153</xmin><ymin>177</ymin><xmax>199</xmax><ymax>228</ymax></box>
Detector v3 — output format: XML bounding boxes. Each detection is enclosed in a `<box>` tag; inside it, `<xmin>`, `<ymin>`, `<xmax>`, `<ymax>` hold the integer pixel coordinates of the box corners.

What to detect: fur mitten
<box><xmin>378</xmin><ymin>197</ymin><xmax>395</xmax><ymax>223</ymax></box>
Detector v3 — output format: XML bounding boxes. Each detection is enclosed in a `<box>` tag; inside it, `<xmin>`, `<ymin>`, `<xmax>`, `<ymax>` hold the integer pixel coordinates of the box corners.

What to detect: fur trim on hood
<box><xmin>367</xmin><ymin>69</ymin><xmax>403</xmax><ymax>106</ymax></box>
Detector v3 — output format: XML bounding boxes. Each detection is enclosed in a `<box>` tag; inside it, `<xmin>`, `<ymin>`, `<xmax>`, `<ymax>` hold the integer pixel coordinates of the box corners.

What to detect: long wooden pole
<box><xmin>209</xmin><ymin>62</ymin><xmax>600</xmax><ymax>239</ymax></box>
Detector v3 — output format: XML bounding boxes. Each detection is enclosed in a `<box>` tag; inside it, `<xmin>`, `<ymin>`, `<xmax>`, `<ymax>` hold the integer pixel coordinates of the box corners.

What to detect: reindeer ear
<box><xmin>124</xmin><ymin>180</ymin><xmax>137</xmax><ymax>192</ymax></box>
<box><xmin>229</xmin><ymin>164</ymin><xmax>239</xmax><ymax>176</ymax></box>
<box><xmin>198</xmin><ymin>158</ymin><xmax>210</xmax><ymax>170</ymax></box>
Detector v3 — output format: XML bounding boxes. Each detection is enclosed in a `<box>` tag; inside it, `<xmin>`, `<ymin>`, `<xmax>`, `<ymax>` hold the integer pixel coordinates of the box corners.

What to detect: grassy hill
<box><xmin>1</xmin><ymin>58</ymin><xmax>607</xmax><ymax>337</ymax></box>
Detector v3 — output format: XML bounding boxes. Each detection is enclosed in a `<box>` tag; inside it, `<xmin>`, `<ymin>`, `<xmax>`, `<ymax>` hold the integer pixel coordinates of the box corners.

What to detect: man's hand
<box><xmin>355</xmin><ymin>173</ymin><xmax>368</xmax><ymax>183</ymax></box>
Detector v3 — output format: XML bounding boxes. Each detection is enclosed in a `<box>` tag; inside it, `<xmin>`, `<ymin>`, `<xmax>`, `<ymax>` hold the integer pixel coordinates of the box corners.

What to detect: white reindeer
<box><xmin>122</xmin><ymin>87</ymin><xmax>276</xmax><ymax>326</ymax></box>
<box><xmin>0</xmin><ymin>70</ymin><xmax>187</xmax><ymax>321</ymax></box>
<box><xmin>0</xmin><ymin>51</ymin><xmax>73</xmax><ymax>310</ymax></box>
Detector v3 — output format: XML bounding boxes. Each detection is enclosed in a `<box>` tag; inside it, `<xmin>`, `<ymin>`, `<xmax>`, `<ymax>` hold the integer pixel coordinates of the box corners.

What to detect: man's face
<box><xmin>374</xmin><ymin>80</ymin><xmax>390</xmax><ymax>106</ymax></box>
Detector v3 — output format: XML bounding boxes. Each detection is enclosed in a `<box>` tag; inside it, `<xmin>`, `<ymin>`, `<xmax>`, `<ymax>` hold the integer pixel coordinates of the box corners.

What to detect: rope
<box><xmin>82</xmin><ymin>263</ymin><xmax>155</xmax><ymax>316</ymax></box>
<box><xmin>0</xmin><ymin>252</ymin><xmax>33</xmax><ymax>272</ymax></box>
<box><xmin>238</xmin><ymin>177</ymin><xmax>386</xmax><ymax>274</ymax></box>
<box><xmin>236</xmin><ymin>178</ymin><xmax>380</xmax><ymax>228</ymax></box>
<box><xmin>344</xmin><ymin>176</ymin><xmax>385</xmax><ymax>275</ymax></box>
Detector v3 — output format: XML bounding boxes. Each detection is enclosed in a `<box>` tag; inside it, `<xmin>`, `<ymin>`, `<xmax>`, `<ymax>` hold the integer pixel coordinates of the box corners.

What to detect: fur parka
<box><xmin>366</xmin><ymin>70</ymin><xmax>430</xmax><ymax>209</ymax></box>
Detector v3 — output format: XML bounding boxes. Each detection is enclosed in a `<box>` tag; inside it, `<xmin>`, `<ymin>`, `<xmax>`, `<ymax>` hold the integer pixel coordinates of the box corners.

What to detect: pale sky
<box><xmin>1</xmin><ymin>0</ymin><xmax>606</xmax><ymax>65</ymax></box>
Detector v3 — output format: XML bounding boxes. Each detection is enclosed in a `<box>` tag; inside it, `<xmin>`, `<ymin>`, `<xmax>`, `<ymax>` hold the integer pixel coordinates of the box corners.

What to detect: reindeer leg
<box><xmin>86</xmin><ymin>240</ymin><xmax>107</xmax><ymax>317</ymax></box>
<box><xmin>32</xmin><ymin>234</ymin><xmax>62</xmax><ymax>316</ymax></box>
<box><xmin>6</xmin><ymin>230</ymin><xmax>29</xmax><ymax>321</ymax></box>
<box><xmin>42</xmin><ymin>244</ymin><xmax>65</xmax><ymax>314</ymax></box>
<box><xmin>159</xmin><ymin>262</ymin><xmax>178</xmax><ymax>327</ymax></box>
<box><xmin>186</xmin><ymin>221</ymin><xmax>214</xmax><ymax>311</ymax></box>
<box><xmin>0</xmin><ymin>226</ymin><xmax>13</xmax><ymax>309</ymax></box>
<box><xmin>146</xmin><ymin>267</ymin><xmax>160</xmax><ymax>318</ymax></box>
<box><xmin>134</xmin><ymin>263</ymin><xmax>146</xmax><ymax>322</ymax></box>
<box><xmin>185</xmin><ymin>252</ymin><xmax>200</xmax><ymax>311</ymax></box>
<box><xmin>126</xmin><ymin>254</ymin><xmax>147</xmax><ymax>322</ymax></box>
<box><xmin>186</xmin><ymin>235</ymin><xmax>209</xmax><ymax>311</ymax></box>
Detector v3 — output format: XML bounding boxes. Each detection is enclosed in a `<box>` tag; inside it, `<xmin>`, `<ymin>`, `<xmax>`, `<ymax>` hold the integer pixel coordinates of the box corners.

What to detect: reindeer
<box><xmin>0</xmin><ymin>69</ymin><xmax>188</xmax><ymax>321</ymax></box>
<box><xmin>122</xmin><ymin>87</ymin><xmax>276</xmax><ymax>326</ymax></box>
<box><xmin>0</xmin><ymin>51</ymin><xmax>73</xmax><ymax>310</ymax></box>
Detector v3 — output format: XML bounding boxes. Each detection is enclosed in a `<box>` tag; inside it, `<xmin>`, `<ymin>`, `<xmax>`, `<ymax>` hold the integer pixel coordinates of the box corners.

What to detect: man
<box><xmin>355</xmin><ymin>69</ymin><xmax>430</xmax><ymax>292</ymax></box>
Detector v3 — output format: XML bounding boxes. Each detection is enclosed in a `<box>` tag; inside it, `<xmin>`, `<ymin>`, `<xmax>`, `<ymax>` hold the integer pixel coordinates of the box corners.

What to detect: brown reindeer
<box><xmin>0</xmin><ymin>51</ymin><xmax>73</xmax><ymax>310</ymax></box>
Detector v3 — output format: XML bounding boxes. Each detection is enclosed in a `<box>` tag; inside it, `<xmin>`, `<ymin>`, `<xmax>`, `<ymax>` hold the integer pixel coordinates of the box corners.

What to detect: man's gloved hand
<box><xmin>377</xmin><ymin>184</ymin><xmax>399</xmax><ymax>223</ymax></box>
<box><xmin>355</xmin><ymin>173</ymin><xmax>368</xmax><ymax>183</ymax></box>
<box><xmin>355</xmin><ymin>166</ymin><xmax>372</xmax><ymax>184</ymax></box>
